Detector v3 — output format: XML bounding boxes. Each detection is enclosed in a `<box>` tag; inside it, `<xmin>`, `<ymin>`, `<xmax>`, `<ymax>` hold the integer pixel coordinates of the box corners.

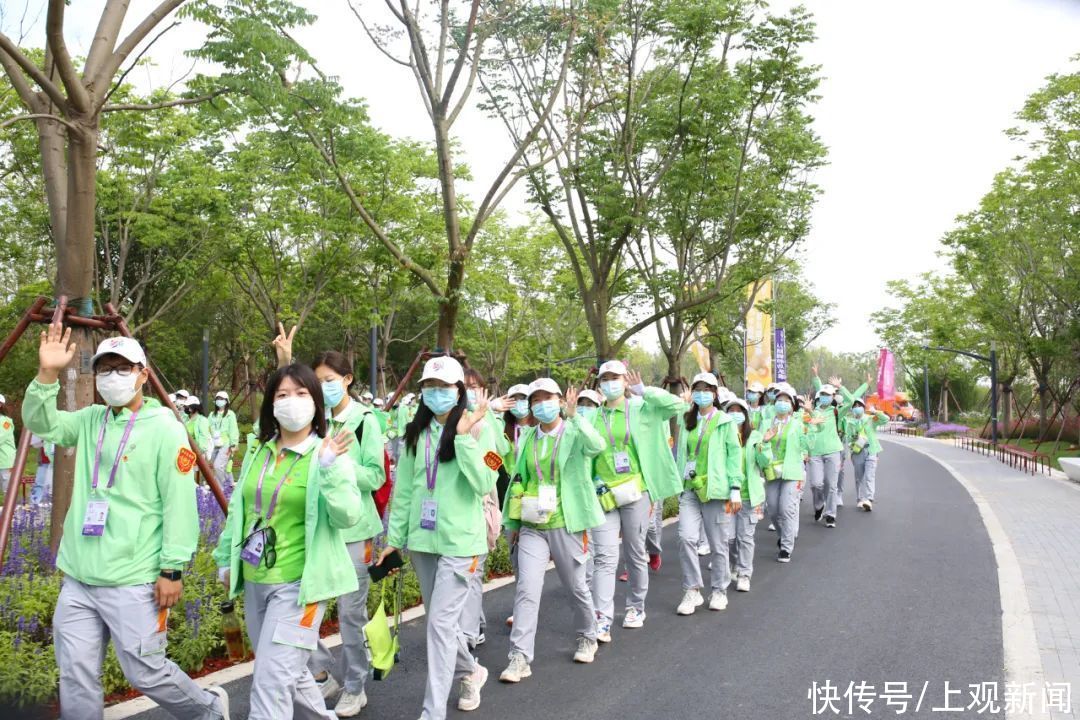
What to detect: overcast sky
<box><xmin>6</xmin><ymin>0</ymin><xmax>1080</xmax><ymax>353</ymax></box>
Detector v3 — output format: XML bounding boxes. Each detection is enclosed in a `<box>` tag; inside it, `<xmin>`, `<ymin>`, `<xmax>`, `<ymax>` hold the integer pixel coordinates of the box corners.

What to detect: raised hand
<box><xmin>680</xmin><ymin>388</ymin><xmax>693</xmax><ymax>405</ymax></box>
<box><xmin>457</xmin><ymin>388</ymin><xmax>489</xmax><ymax>434</ymax></box>
<box><xmin>626</xmin><ymin>369</ymin><xmax>645</xmax><ymax>395</ymax></box>
<box><xmin>490</xmin><ymin>395</ymin><xmax>513</xmax><ymax>413</ymax></box>
<box><xmin>811</xmin><ymin>364</ymin><xmax>819</xmax><ymax>377</ymax></box>
<box><xmin>38</xmin><ymin>321</ymin><xmax>76</xmax><ymax>383</ymax></box>
<box><xmin>828</xmin><ymin>375</ymin><xmax>843</xmax><ymax>388</ymax></box>
<box><xmin>272</xmin><ymin>322</ymin><xmax>297</xmax><ymax>368</ymax></box>
<box><xmin>565</xmin><ymin>386</ymin><xmax>579</xmax><ymax>417</ymax></box>
<box><xmin>323</xmin><ymin>430</ymin><xmax>355</xmax><ymax>457</ymax></box>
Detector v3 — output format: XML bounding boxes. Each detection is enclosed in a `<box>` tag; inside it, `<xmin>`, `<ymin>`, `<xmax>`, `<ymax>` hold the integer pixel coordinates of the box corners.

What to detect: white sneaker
<box><xmin>697</xmin><ymin>544</ymin><xmax>711</xmax><ymax>556</ymax></box>
<box><xmin>335</xmin><ymin>690</ymin><xmax>368</xmax><ymax>718</ymax></box>
<box><xmin>709</xmin><ymin>592</ymin><xmax>728</xmax><ymax>611</ymax></box>
<box><xmin>573</xmin><ymin>636</ymin><xmax>598</xmax><ymax>663</ymax></box>
<box><xmin>736</xmin><ymin>575</ymin><xmax>751</xmax><ymax>593</ymax></box>
<box><xmin>622</xmin><ymin>607</ymin><xmax>645</xmax><ymax>628</ymax></box>
<box><xmin>505</xmin><ymin>615</ymin><xmax>514</xmax><ymax>627</ymax></box>
<box><xmin>316</xmin><ymin>674</ymin><xmax>341</xmax><ymax>701</ymax></box>
<box><xmin>677</xmin><ymin>588</ymin><xmax>704</xmax><ymax>615</ymax></box>
<box><xmin>767</xmin><ymin>522</ymin><xmax>776</xmax><ymax>531</ymax></box>
<box><xmin>596</xmin><ymin>621</ymin><xmax>612</xmax><ymax>644</ymax></box>
<box><xmin>499</xmin><ymin>652</ymin><xmax>532</xmax><ymax>683</ymax></box>
<box><xmin>207</xmin><ymin>686</ymin><xmax>230</xmax><ymax>720</ymax></box>
<box><xmin>457</xmin><ymin>664</ymin><xmax>488</xmax><ymax>711</ymax></box>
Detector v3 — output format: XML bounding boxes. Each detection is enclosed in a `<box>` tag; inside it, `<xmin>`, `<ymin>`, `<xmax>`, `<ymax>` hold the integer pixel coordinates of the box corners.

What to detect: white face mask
<box><xmin>273</xmin><ymin>396</ymin><xmax>316</xmax><ymax>432</ymax></box>
<box><xmin>215</xmin><ymin>399</ymin><xmax>227</xmax><ymax>409</ymax></box>
<box><xmin>96</xmin><ymin>373</ymin><xmax>140</xmax><ymax>407</ymax></box>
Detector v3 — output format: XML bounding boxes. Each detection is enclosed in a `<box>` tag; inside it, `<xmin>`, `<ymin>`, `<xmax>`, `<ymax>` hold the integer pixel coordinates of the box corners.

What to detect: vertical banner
<box><xmin>878</xmin><ymin>348</ymin><xmax>896</xmax><ymax>400</ymax></box>
<box><xmin>744</xmin><ymin>280</ymin><xmax>773</xmax><ymax>388</ymax></box>
<box><xmin>774</xmin><ymin>328</ymin><xmax>787</xmax><ymax>382</ymax></box>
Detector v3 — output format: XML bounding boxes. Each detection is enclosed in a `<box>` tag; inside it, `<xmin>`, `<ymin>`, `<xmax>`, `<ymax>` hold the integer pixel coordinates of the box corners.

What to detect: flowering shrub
<box><xmin>925</xmin><ymin>422</ymin><xmax>973</xmax><ymax>438</ymax></box>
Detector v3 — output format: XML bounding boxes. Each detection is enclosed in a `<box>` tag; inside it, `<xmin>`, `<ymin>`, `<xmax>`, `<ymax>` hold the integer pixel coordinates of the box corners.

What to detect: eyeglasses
<box><xmin>261</xmin><ymin>526</ymin><xmax>278</xmax><ymax>570</ymax></box>
<box><xmin>95</xmin><ymin>365</ymin><xmax>137</xmax><ymax>377</ymax></box>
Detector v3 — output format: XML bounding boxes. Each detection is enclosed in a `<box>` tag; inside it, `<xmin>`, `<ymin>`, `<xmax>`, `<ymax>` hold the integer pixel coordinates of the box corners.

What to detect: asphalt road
<box><xmin>129</xmin><ymin>441</ymin><xmax>1004</xmax><ymax>719</ymax></box>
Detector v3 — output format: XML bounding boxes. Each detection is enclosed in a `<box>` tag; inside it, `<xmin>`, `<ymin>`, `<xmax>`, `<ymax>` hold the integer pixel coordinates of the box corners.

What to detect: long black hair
<box><xmin>683</xmin><ymin>386</ymin><xmax>721</xmax><ymax>432</ymax></box>
<box><xmin>404</xmin><ymin>381</ymin><xmax>467</xmax><ymax>463</ymax></box>
<box><xmin>258</xmin><ymin>364</ymin><xmax>328</xmax><ymax>443</ymax></box>
<box><xmin>213</xmin><ymin>398</ymin><xmax>231</xmax><ymax>414</ymax></box>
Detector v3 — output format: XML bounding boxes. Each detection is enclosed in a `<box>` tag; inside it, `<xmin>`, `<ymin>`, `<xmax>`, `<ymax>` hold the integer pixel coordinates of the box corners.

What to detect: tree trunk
<box><xmin>1002</xmin><ymin>383</ymin><xmax>1013</xmax><ymax>437</ymax></box>
<box><xmin>583</xmin><ymin>286</ymin><xmax>613</xmax><ymax>361</ymax></box>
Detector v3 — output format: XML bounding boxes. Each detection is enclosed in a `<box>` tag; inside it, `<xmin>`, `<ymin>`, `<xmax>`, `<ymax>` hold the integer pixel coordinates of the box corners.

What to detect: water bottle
<box><xmin>219</xmin><ymin>600</ymin><xmax>247</xmax><ymax>662</ymax></box>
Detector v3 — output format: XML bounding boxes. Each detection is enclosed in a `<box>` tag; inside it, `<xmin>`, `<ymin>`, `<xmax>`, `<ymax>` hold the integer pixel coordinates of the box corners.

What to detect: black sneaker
<box><xmin>825</xmin><ymin>515</ymin><xmax>836</xmax><ymax>528</ymax></box>
<box><xmin>777</xmin><ymin>550</ymin><xmax>791</xmax><ymax>563</ymax></box>
<box><xmin>814</xmin><ymin>506</ymin><xmax>823</xmax><ymax>522</ymax></box>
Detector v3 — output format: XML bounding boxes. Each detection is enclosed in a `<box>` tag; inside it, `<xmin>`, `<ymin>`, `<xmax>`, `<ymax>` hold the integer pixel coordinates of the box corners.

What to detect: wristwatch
<box><xmin>159</xmin><ymin>569</ymin><xmax>183</xmax><ymax>581</ymax></box>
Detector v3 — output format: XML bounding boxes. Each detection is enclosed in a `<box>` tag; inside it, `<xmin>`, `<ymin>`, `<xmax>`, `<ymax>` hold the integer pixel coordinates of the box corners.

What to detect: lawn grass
<box><xmin>1006</xmin><ymin>437</ymin><xmax>1080</xmax><ymax>473</ymax></box>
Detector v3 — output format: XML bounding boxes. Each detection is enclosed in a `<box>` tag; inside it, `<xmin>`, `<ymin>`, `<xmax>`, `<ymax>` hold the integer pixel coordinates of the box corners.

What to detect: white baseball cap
<box><xmin>507</xmin><ymin>383</ymin><xmax>531</xmax><ymax>398</ymax></box>
<box><xmin>184</xmin><ymin>396</ymin><xmax>201</xmax><ymax>407</ymax></box>
<box><xmin>360</xmin><ymin>390</ymin><xmax>373</xmax><ymax>400</ymax></box>
<box><xmin>578</xmin><ymin>389</ymin><xmax>603</xmax><ymax>406</ymax></box>
<box><xmin>527</xmin><ymin>378</ymin><xmax>562</xmax><ymax>398</ymax></box>
<box><xmin>420</xmin><ymin>356</ymin><xmax>464</xmax><ymax>385</ymax></box>
<box><xmin>403</xmin><ymin>392</ymin><xmax>416</xmax><ymax>403</ymax></box>
<box><xmin>176</xmin><ymin>389</ymin><xmax>190</xmax><ymax>399</ymax></box>
<box><xmin>374</xmin><ymin>398</ymin><xmax>385</xmax><ymax>407</ymax></box>
<box><xmin>775</xmin><ymin>383</ymin><xmax>798</xmax><ymax>400</ymax></box>
<box><xmin>91</xmin><ymin>336</ymin><xmax>146</xmax><ymax>367</ymax></box>
<box><xmin>0</xmin><ymin>394</ymin><xmax>6</xmax><ymax>405</ymax></box>
<box><xmin>727</xmin><ymin>397</ymin><xmax>750</xmax><ymax>413</ymax></box>
<box><xmin>717</xmin><ymin>388</ymin><xmax>737</xmax><ymax>406</ymax></box>
<box><xmin>747</xmin><ymin>381</ymin><xmax>765</xmax><ymax>393</ymax></box>
<box><xmin>215</xmin><ymin>391</ymin><xmax>229</xmax><ymax>400</ymax></box>
<box><xmin>597</xmin><ymin>360</ymin><xmax>627</xmax><ymax>377</ymax></box>
<box><xmin>766</xmin><ymin>382</ymin><xmax>780</xmax><ymax>392</ymax></box>
<box><xmin>852</xmin><ymin>396</ymin><xmax>866</xmax><ymax>407</ymax></box>
<box><xmin>819</xmin><ymin>384</ymin><xmax>837</xmax><ymax>395</ymax></box>
<box><xmin>691</xmin><ymin>372</ymin><xmax>718</xmax><ymax>388</ymax></box>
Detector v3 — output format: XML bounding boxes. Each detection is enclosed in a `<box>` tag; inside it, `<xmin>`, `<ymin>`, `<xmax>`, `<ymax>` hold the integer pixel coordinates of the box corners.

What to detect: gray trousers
<box><xmin>588</xmin><ymin>493</ymin><xmax>651</xmax><ymax>623</ymax></box>
<box><xmin>309</xmin><ymin>541</ymin><xmax>370</xmax><ymax>695</ymax></box>
<box><xmin>837</xmin><ymin>449</ymin><xmax>848</xmax><ymax>497</ymax></box>
<box><xmin>733</xmin><ymin>502</ymin><xmax>760</xmax><ymax>578</ymax></box>
<box><xmin>411</xmin><ymin>552</ymin><xmax>482</xmax><ymax>720</ymax></box>
<box><xmin>244</xmin><ymin>581</ymin><xmax>333</xmax><ymax>720</ymax></box>
<box><xmin>765</xmin><ymin>480</ymin><xmax>799</xmax><ymax>554</ymax></box>
<box><xmin>677</xmin><ymin>491</ymin><xmax>732</xmax><ymax>593</ymax></box>
<box><xmin>645</xmin><ymin>499</ymin><xmax>663</xmax><ymax>555</ymax></box>
<box><xmin>852</xmin><ymin>452</ymin><xmax>879</xmax><ymax>502</ymax></box>
<box><xmin>54</xmin><ymin>578</ymin><xmax>224</xmax><ymax>720</ymax></box>
<box><xmin>210</xmin><ymin>447</ymin><xmax>232</xmax><ymax>485</ymax></box>
<box><xmin>808</xmin><ymin>452</ymin><xmax>842</xmax><ymax>517</ymax></box>
<box><xmin>510</xmin><ymin>527</ymin><xmax>595</xmax><ymax>662</ymax></box>
<box><xmin>461</xmin><ymin>556</ymin><xmax>487</xmax><ymax>644</ymax></box>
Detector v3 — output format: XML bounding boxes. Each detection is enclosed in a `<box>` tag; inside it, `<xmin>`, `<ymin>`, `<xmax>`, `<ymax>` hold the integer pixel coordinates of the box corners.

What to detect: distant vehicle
<box><xmin>866</xmin><ymin>392</ymin><xmax>918</xmax><ymax>422</ymax></box>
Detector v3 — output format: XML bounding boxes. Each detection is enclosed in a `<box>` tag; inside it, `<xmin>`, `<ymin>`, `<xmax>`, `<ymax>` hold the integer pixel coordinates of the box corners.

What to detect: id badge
<box><xmin>241</xmin><ymin>529</ymin><xmax>266</xmax><ymax>567</ymax></box>
<box><xmin>82</xmin><ymin>500</ymin><xmax>110</xmax><ymax>536</ymax></box>
<box><xmin>613</xmin><ymin>451</ymin><xmax>632</xmax><ymax>474</ymax></box>
<box><xmin>538</xmin><ymin>484</ymin><xmax>557</xmax><ymax>513</ymax></box>
<box><xmin>420</xmin><ymin>498</ymin><xmax>438</xmax><ymax>530</ymax></box>
<box><xmin>683</xmin><ymin>460</ymin><xmax>697</xmax><ymax>480</ymax></box>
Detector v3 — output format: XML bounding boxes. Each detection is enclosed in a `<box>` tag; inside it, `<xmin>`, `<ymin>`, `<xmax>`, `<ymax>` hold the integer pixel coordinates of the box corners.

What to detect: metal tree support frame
<box><xmin>0</xmin><ymin>297</ymin><xmax>228</xmax><ymax>565</ymax></box>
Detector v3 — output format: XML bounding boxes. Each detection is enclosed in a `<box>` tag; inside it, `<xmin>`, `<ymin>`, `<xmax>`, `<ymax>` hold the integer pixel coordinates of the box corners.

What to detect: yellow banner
<box><xmin>745</xmin><ymin>280</ymin><xmax>772</xmax><ymax>387</ymax></box>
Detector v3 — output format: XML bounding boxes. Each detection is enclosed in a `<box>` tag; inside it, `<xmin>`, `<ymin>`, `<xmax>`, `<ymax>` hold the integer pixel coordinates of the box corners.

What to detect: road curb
<box><xmin>881</xmin><ymin>436</ymin><xmax>1047</xmax><ymax>720</ymax></box>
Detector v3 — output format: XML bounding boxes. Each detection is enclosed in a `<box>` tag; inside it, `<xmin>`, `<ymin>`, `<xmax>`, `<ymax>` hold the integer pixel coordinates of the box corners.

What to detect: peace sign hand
<box><xmin>457</xmin><ymin>388</ymin><xmax>489</xmax><ymax>435</ymax></box>
<box><xmin>565</xmin><ymin>386</ymin><xmax>579</xmax><ymax>417</ymax></box>
<box><xmin>272</xmin><ymin>322</ymin><xmax>297</xmax><ymax>368</ymax></box>
<box><xmin>38</xmin><ymin>321</ymin><xmax>76</xmax><ymax>383</ymax></box>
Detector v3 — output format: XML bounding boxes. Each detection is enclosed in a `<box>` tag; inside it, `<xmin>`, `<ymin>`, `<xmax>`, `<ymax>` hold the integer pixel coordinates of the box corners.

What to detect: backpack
<box><xmin>355</xmin><ymin>411</ymin><xmax>394</xmax><ymax>518</ymax></box>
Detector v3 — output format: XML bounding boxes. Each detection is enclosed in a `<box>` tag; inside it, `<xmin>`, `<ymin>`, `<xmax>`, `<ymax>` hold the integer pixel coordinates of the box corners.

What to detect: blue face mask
<box><xmin>466</xmin><ymin>389</ymin><xmax>478</xmax><ymax>411</ymax></box>
<box><xmin>600</xmin><ymin>380</ymin><xmax>624</xmax><ymax>400</ymax></box>
<box><xmin>766</xmin><ymin>390</ymin><xmax>778</xmax><ymax>401</ymax></box>
<box><xmin>577</xmin><ymin>406</ymin><xmax>597</xmax><ymax>420</ymax></box>
<box><xmin>774</xmin><ymin>400</ymin><xmax>792</xmax><ymax>415</ymax></box>
<box><xmin>692</xmin><ymin>391</ymin><xmax>714</xmax><ymax>409</ymax></box>
<box><xmin>747</xmin><ymin>391</ymin><xmax>760</xmax><ymax>403</ymax></box>
<box><xmin>852</xmin><ymin>406</ymin><xmax>865</xmax><ymax>418</ymax></box>
<box><xmin>817</xmin><ymin>395</ymin><xmax>833</xmax><ymax>409</ymax></box>
<box><xmin>422</xmin><ymin>386</ymin><xmax>459</xmax><ymax>415</ymax></box>
<box><xmin>511</xmin><ymin>399</ymin><xmax>530</xmax><ymax>419</ymax></box>
<box><xmin>321</xmin><ymin>380</ymin><xmax>345</xmax><ymax>409</ymax></box>
<box><xmin>728</xmin><ymin>411</ymin><xmax>746</xmax><ymax>425</ymax></box>
<box><xmin>532</xmin><ymin>399</ymin><xmax>561</xmax><ymax>424</ymax></box>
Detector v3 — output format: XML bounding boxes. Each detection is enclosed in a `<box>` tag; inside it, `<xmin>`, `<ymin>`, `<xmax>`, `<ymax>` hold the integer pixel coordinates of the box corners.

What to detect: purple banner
<box><xmin>774</xmin><ymin>328</ymin><xmax>787</xmax><ymax>382</ymax></box>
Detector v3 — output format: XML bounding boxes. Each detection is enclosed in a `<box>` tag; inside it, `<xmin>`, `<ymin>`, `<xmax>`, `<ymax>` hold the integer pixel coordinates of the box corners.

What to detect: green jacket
<box><xmin>740</xmin><ymin>429</ymin><xmax>767</xmax><ymax>507</ymax></box>
<box><xmin>758</xmin><ymin>414</ymin><xmax>809</xmax><ymax>482</ymax></box>
<box><xmin>504</xmin><ymin>415</ymin><xmax>605</xmax><ymax>534</ymax></box>
<box><xmin>208</xmin><ymin>409</ymin><xmax>240</xmax><ymax>449</ymax></box>
<box><xmin>387</xmin><ymin>429</ymin><xmax>497</xmax><ymax>557</ymax></box>
<box><xmin>186</xmin><ymin>414</ymin><xmax>212</xmax><ymax>456</ymax></box>
<box><xmin>0</xmin><ymin>414</ymin><xmax>14</xmax><ymax>469</ymax></box>
<box><xmin>214</xmin><ymin>434</ymin><xmax>362</xmax><ymax>605</ymax></box>
<box><xmin>592</xmin><ymin>388</ymin><xmax>684</xmax><ymax>503</ymax></box>
<box><xmin>329</xmin><ymin>400</ymin><xmax>386</xmax><ymax>543</ymax></box>
<box><xmin>674</xmin><ymin>411</ymin><xmax>743</xmax><ymax>501</ymax></box>
<box><xmin>23</xmin><ymin>380</ymin><xmax>199</xmax><ymax>586</ymax></box>
<box><xmin>843</xmin><ymin>410</ymin><xmax>889</xmax><ymax>456</ymax></box>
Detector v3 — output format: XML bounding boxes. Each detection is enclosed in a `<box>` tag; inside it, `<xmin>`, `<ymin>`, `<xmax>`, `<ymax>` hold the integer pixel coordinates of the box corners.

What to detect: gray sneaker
<box><xmin>207</xmin><ymin>686</ymin><xmax>230</xmax><ymax>720</ymax></box>
<box><xmin>573</xmin><ymin>636</ymin><xmax>598</xmax><ymax>663</ymax></box>
<box><xmin>457</xmin><ymin>664</ymin><xmax>488</xmax><ymax>711</ymax></box>
<box><xmin>499</xmin><ymin>652</ymin><xmax>532</xmax><ymax>683</ymax></box>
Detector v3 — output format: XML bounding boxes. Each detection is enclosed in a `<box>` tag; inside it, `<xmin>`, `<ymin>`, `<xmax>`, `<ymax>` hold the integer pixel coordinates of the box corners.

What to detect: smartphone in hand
<box><xmin>368</xmin><ymin>549</ymin><xmax>404</xmax><ymax>582</ymax></box>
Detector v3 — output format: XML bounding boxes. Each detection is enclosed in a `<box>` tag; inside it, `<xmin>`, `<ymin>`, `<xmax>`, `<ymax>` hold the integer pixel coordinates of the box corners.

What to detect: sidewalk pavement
<box><xmin>884</xmin><ymin>434</ymin><xmax>1080</xmax><ymax>718</ymax></box>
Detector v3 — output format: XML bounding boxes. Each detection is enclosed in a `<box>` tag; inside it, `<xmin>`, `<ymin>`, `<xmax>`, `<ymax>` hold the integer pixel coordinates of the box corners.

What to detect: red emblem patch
<box><xmin>2</xmin><ymin>421</ymin><xmax>10</xmax><ymax>430</ymax></box>
<box><xmin>176</xmin><ymin>447</ymin><xmax>197</xmax><ymax>474</ymax></box>
<box><xmin>483</xmin><ymin>451</ymin><xmax>503</xmax><ymax>471</ymax></box>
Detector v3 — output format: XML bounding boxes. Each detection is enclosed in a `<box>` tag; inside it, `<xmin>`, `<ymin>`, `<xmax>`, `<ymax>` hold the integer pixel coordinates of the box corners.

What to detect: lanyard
<box><xmin>253</xmin><ymin>444</ymin><xmax>305</xmax><ymax>521</ymax></box>
<box><xmin>692</xmin><ymin>409</ymin><xmax>717</xmax><ymax>458</ymax></box>
<box><xmin>532</xmin><ymin>424</ymin><xmax>565</xmax><ymax>485</ymax></box>
<box><xmin>91</xmin><ymin>408</ymin><xmax>139</xmax><ymax>491</ymax></box>
<box><xmin>514</xmin><ymin>424</ymin><xmax>522</xmax><ymax>456</ymax></box>
<box><xmin>601</xmin><ymin>403</ymin><xmax>631</xmax><ymax>451</ymax></box>
<box><xmin>424</xmin><ymin>424</ymin><xmax>444</xmax><ymax>491</ymax></box>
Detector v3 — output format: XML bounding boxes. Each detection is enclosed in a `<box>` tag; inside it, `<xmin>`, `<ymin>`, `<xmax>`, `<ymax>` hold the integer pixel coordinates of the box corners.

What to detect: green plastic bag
<box><xmin>363</xmin><ymin>573</ymin><xmax>403</xmax><ymax>681</ymax></box>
